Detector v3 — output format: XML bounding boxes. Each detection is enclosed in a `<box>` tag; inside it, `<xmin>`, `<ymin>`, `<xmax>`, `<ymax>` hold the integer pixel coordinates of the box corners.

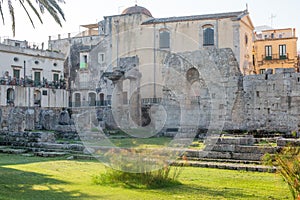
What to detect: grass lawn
<box><xmin>0</xmin><ymin>153</ymin><xmax>292</xmax><ymax>200</ymax></box>
<box><xmin>76</xmin><ymin>137</ymin><xmax>205</xmax><ymax>150</ymax></box>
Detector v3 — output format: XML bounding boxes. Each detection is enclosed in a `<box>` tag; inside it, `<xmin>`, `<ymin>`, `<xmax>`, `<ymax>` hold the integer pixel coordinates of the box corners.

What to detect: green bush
<box><xmin>92</xmin><ymin>148</ymin><xmax>185</xmax><ymax>189</ymax></box>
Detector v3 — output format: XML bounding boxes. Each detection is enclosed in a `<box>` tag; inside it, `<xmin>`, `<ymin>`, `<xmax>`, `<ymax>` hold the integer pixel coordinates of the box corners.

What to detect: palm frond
<box><xmin>48</xmin><ymin>0</ymin><xmax>65</xmax><ymax>20</ymax></box>
<box><xmin>19</xmin><ymin>0</ymin><xmax>35</xmax><ymax>28</ymax></box>
<box><xmin>25</xmin><ymin>0</ymin><xmax>43</xmax><ymax>24</ymax></box>
<box><xmin>36</xmin><ymin>0</ymin><xmax>62</xmax><ymax>26</ymax></box>
<box><xmin>8</xmin><ymin>0</ymin><xmax>15</xmax><ymax>36</ymax></box>
<box><xmin>0</xmin><ymin>1</ymin><xmax>5</xmax><ymax>25</ymax></box>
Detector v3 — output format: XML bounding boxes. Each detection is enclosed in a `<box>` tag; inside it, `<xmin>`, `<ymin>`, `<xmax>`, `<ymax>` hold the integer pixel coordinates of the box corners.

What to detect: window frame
<box><xmin>203</xmin><ymin>25</ymin><xmax>214</xmax><ymax>46</ymax></box>
<box><xmin>159</xmin><ymin>29</ymin><xmax>170</xmax><ymax>49</ymax></box>
<box><xmin>279</xmin><ymin>44</ymin><xmax>287</xmax><ymax>59</ymax></box>
<box><xmin>265</xmin><ymin>45</ymin><xmax>272</xmax><ymax>60</ymax></box>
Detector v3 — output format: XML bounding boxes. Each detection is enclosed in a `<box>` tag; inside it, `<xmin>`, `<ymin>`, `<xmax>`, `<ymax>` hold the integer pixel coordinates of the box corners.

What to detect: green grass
<box><xmin>83</xmin><ymin>137</ymin><xmax>205</xmax><ymax>150</ymax></box>
<box><xmin>84</xmin><ymin>137</ymin><xmax>173</xmax><ymax>149</ymax></box>
<box><xmin>0</xmin><ymin>153</ymin><xmax>292</xmax><ymax>200</ymax></box>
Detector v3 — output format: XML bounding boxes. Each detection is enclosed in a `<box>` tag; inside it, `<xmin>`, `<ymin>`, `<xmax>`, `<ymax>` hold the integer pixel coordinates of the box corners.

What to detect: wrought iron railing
<box><xmin>263</xmin><ymin>53</ymin><xmax>289</xmax><ymax>61</ymax></box>
<box><xmin>69</xmin><ymin>100</ymin><xmax>112</xmax><ymax>108</ymax></box>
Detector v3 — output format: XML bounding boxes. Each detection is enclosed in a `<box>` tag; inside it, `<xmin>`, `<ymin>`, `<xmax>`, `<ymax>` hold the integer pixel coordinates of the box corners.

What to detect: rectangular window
<box><xmin>159</xmin><ymin>30</ymin><xmax>170</xmax><ymax>48</ymax></box>
<box><xmin>123</xmin><ymin>92</ymin><xmax>128</xmax><ymax>104</ymax></box>
<box><xmin>260</xmin><ymin>69</ymin><xmax>265</xmax><ymax>74</ymax></box>
<box><xmin>265</xmin><ymin>45</ymin><xmax>272</xmax><ymax>60</ymax></box>
<box><xmin>98</xmin><ymin>53</ymin><xmax>105</xmax><ymax>63</ymax></box>
<box><xmin>279</xmin><ymin>44</ymin><xmax>287</xmax><ymax>59</ymax></box>
<box><xmin>53</xmin><ymin>73</ymin><xmax>59</xmax><ymax>82</ymax></box>
<box><xmin>13</xmin><ymin>69</ymin><xmax>20</xmax><ymax>79</ymax></box>
<box><xmin>34</xmin><ymin>71</ymin><xmax>41</xmax><ymax>85</ymax></box>
<box><xmin>80</xmin><ymin>54</ymin><xmax>88</xmax><ymax>69</ymax></box>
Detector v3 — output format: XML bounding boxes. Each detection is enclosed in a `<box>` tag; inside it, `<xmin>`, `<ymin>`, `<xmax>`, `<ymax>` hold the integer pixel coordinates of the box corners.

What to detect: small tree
<box><xmin>264</xmin><ymin>146</ymin><xmax>300</xmax><ymax>199</ymax></box>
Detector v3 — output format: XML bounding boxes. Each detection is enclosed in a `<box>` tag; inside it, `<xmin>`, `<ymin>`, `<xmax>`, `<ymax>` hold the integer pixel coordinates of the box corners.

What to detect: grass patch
<box><xmin>0</xmin><ymin>153</ymin><xmax>292</xmax><ymax>200</ymax></box>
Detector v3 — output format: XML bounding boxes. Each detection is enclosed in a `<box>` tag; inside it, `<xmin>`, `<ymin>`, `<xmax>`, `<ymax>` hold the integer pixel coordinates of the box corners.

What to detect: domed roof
<box><xmin>122</xmin><ymin>5</ymin><xmax>152</xmax><ymax>17</ymax></box>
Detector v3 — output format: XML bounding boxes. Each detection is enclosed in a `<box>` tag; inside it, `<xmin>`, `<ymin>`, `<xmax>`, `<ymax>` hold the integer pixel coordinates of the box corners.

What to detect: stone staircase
<box><xmin>0</xmin><ymin>132</ymin><xmax>288</xmax><ymax>172</ymax></box>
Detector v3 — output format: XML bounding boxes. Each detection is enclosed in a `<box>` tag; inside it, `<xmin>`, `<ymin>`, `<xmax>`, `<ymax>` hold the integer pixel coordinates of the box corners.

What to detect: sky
<box><xmin>0</xmin><ymin>0</ymin><xmax>299</xmax><ymax>50</ymax></box>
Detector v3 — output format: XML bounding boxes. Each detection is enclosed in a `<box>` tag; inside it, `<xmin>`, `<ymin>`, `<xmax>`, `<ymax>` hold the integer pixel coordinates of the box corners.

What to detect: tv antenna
<box><xmin>269</xmin><ymin>14</ymin><xmax>276</xmax><ymax>28</ymax></box>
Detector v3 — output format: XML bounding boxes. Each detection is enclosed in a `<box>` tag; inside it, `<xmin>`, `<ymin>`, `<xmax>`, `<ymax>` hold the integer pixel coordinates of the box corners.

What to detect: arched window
<box><xmin>74</xmin><ymin>93</ymin><xmax>81</xmax><ymax>107</ymax></box>
<box><xmin>99</xmin><ymin>93</ymin><xmax>105</xmax><ymax>106</ymax></box>
<box><xmin>203</xmin><ymin>25</ymin><xmax>214</xmax><ymax>46</ymax></box>
<box><xmin>88</xmin><ymin>92</ymin><xmax>96</xmax><ymax>106</ymax></box>
<box><xmin>34</xmin><ymin>90</ymin><xmax>41</xmax><ymax>107</ymax></box>
<box><xmin>7</xmin><ymin>88</ymin><xmax>15</xmax><ymax>105</ymax></box>
<box><xmin>159</xmin><ymin>29</ymin><xmax>170</xmax><ymax>49</ymax></box>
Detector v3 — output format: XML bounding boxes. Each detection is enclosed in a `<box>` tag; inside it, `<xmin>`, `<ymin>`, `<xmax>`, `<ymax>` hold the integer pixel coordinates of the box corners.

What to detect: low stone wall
<box><xmin>277</xmin><ymin>138</ymin><xmax>300</xmax><ymax>147</ymax></box>
<box><xmin>0</xmin><ymin>131</ymin><xmax>55</xmax><ymax>146</ymax></box>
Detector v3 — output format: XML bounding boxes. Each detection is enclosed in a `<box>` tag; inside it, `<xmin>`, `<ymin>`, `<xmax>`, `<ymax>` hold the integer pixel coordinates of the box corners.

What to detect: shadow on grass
<box><xmin>148</xmin><ymin>183</ymin><xmax>270</xmax><ymax>199</ymax></box>
<box><xmin>0</xmin><ymin>153</ymin><xmax>65</xmax><ymax>166</ymax></box>
<box><xmin>0</xmin><ymin>154</ymin><xmax>104</xmax><ymax>200</ymax></box>
<box><xmin>0</xmin><ymin>166</ymin><xmax>104</xmax><ymax>200</ymax></box>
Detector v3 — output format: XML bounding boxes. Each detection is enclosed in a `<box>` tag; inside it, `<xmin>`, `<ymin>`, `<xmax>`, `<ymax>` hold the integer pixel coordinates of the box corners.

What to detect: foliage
<box><xmin>92</xmin><ymin>148</ymin><xmax>185</xmax><ymax>189</ymax></box>
<box><xmin>0</xmin><ymin>0</ymin><xmax>66</xmax><ymax>36</ymax></box>
<box><xmin>92</xmin><ymin>165</ymin><xmax>183</xmax><ymax>189</ymax></box>
<box><xmin>263</xmin><ymin>146</ymin><xmax>300</xmax><ymax>199</ymax></box>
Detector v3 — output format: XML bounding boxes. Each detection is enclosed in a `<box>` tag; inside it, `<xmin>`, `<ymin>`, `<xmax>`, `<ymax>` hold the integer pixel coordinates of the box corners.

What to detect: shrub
<box><xmin>92</xmin><ymin>148</ymin><xmax>185</xmax><ymax>189</ymax></box>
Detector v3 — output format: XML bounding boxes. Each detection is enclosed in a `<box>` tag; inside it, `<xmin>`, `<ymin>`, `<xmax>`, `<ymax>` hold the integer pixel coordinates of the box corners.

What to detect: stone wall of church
<box><xmin>153</xmin><ymin>48</ymin><xmax>300</xmax><ymax>133</ymax></box>
<box><xmin>242</xmin><ymin>69</ymin><xmax>300</xmax><ymax>132</ymax></box>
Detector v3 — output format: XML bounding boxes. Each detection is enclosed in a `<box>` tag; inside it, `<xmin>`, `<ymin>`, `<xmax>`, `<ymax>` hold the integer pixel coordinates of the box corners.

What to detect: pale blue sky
<box><xmin>0</xmin><ymin>0</ymin><xmax>299</xmax><ymax>50</ymax></box>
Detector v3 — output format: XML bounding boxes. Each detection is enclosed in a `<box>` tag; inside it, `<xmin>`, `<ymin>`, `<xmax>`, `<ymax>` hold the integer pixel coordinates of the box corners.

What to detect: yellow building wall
<box><xmin>254</xmin><ymin>37</ymin><xmax>298</xmax><ymax>74</ymax></box>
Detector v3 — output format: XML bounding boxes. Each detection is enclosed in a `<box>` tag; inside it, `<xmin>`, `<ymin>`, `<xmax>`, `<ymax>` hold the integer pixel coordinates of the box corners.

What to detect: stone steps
<box><xmin>0</xmin><ymin>148</ymin><xmax>28</xmax><ymax>154</ymax></box>
<box><xmin>34</xmin><ymin>151</ymin><xmax>69</xmax><ymax>157</ymax></box>
<box><xmin>185</xmin><ymin>157</ymin><xmax>262</xmax><ymax>165</ymax></box>
<box><xmin>173</xmin><ymin>160</ymin><xmax>276</xmax><ymax>173</ymax></box>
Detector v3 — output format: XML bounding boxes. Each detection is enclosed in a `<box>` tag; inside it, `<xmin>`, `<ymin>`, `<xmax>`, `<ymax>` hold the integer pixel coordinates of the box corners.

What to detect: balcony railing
<box><xmin>263</xmin><ymin>53</ymin><xmax>289</xmax><ymax>61</ymax></box>
<box><xmin>0</xmin><ymin>77</ymin><xmax>66</xmax><ymax>89</ymax></box>
<box><xmin>73</xmin><ymin>81</ymin><xmax>96</xmax><ymax>90</ymax></box>
<box><xmin>69</xmin><ymin>100</ymin><xmax>112</xmax><ymax>108</ymax></box>
<box><xmin>141</xmin><ymin>98</ymin><xmax>162</xmax><ymax>105</ymax></box>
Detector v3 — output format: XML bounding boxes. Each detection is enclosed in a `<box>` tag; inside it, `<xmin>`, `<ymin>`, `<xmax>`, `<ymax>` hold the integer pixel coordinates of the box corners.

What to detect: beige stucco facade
<box><xmin>253</xmin><ymin>28</ymin><xmax>298</xmax><ymax>74</ymax></box>
<box><xmin>49</xmin><ymin>5</ymin><xmax>255</xmax><ymax>104</ymax></box>
<box><xmin>103</xmin><ymin>8</ymin><xmax>254</xmax><ymax>99</ymax></box>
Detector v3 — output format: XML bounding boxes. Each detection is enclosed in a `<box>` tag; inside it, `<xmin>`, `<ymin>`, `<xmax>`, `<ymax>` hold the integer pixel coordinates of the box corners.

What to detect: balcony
<box><xmin>0</xmin><ymin>77</ymin><xmax>66</xmax><ymax>89</ymax></box>
<box><xmin>69</xmin><ymin>100</ymin><xmax>112</xmax><ymax>108</ymax></box>
<box><xmin>73</xmin><ymin>81</ymin><xmax>96</xmax><ymax>90</ymax></box>
<box><xmin>263</xmin><ymin>53</ymin><xmax>289</xmax><ymax>61</ymax></box>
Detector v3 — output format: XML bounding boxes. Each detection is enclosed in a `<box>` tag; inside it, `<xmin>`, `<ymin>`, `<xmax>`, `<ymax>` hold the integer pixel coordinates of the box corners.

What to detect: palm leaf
<box><xmin>19</xmin><ymin>0</ymin><xmax>35</xmax><ymax>28</ymax></box>
<box><xmin>36</xmin><ymin>0</ymin><xmax>62</xmax><ymax>26</ymax></box>
<box><xmin>48</xmin><ymin>0</ymin><xmax>65</xmax><ymax>20</ymax></box>
<box><xmin>25</xmin><ymin>0</ymin><xmax>43</xmax><ymax>24</ymax></box>
<box><xmin>8</xmin><ymin>0</ymin><xmax>15</xmax><ymax>36</ymax></box>
<box><xmin>0</xmin><ymin>1</ymin><xmax>5</xmax><ymax>25</ymax></box>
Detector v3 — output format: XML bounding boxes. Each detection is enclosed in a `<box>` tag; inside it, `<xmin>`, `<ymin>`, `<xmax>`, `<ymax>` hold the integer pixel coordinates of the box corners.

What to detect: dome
<box><xmin>122</xmin><ymin>5</ymin><xmax>152</xmax><ymax>17</ymax></box>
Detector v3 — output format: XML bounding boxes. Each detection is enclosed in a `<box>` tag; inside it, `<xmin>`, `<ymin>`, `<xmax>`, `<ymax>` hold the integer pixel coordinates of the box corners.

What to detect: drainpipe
<box><xmin>153</xmin><ymin>24</ymin><xmax>157</xmax><ymax>99</ymax></box>
<box><xmin>216</xmin><ymin>18</ymin><xmax>219</xmax><ymax>48</ymax></box>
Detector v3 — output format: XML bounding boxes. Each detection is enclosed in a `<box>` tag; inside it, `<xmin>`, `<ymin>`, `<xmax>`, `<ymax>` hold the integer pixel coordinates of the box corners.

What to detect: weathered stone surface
<box><xmin>277</xmin><ymin>138</ymin><xmax>300</xmax><ymax>147</ymax></box>
<box><xmin>25</xmin><ymin>109</ymin><xmax>35</xmax><ymax>131</ymax></box>
<box><xmin>0</xmin><ymin>131</ymin><xmax>55</xmax><ymax>145</ymax></box>
<box><xmin>8</xmin><ymin>108</ymin><xmax>25</xmax><ymax>132</ymax></box>
<box><xmin>58</xmin><ymin>109</ymin><xmax>71</xmax><ymax>125</ymax></box>
<box><xmin>54</xmin><ymin>125</ymin><xmax>76</xmax><ymax>133</ymax></box>
<box><xmin>40</xmin><ymin>110</ymin><xmax>57</xmax><ymax>130</ymax></box>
